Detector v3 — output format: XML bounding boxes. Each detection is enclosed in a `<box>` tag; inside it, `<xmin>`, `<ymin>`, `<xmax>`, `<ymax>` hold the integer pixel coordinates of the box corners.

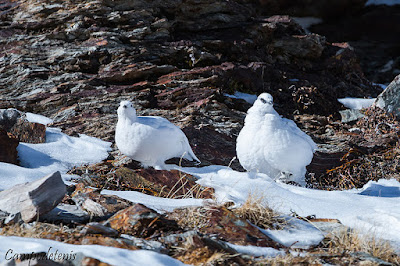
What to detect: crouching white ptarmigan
<box><xmin>236</xmin><ymin>93</ymin><xmax>317</xmax><ymax>185</ymax></box>
<box><xmin>115</xmin><ymin>100</ymin><xmax>200</xmax><ymax>170</ymax></box>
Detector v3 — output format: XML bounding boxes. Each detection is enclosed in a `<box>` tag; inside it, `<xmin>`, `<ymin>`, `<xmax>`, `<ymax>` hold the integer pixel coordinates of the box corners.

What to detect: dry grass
<box><xmin>322</xmin><ymin>228</ymin><xmax>400</xmax><ymax>264</ymax></box>
<box><xmin>0</xmin><ymin>222</ymin><xmax>74</xmax><ymax>239</ymax></box>
<box><xmin>168</xmin><ymin>206</ymin><xmax>211</xmax><ymax>230</ymax></box>
<box><xmin>231</xmin><ymin>193</ymin><xmax>286</xmax><ymax>230</ymax></box>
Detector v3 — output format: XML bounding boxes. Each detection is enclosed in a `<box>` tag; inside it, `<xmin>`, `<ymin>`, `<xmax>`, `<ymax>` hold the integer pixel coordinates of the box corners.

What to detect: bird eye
<box><xmin>260</xmin><ymin>98</ymin><xmax>267</xmax><ymax>104</ymax></box>
<box><xmin>123</xmin><ymin>105</ymin><xmax>127</xmax><ymax>108</ymax></box>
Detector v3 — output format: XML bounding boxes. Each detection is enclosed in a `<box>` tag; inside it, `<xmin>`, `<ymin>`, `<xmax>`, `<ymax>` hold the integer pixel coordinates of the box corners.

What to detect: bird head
<box><xmin>252</xmin><ymin>93</ymin><xmax>275</xmax><ymax>113</ymax></box>
<box><xmin>117</xmin><ymin>100</ymin><xmax>137</xmax><ymax>120</ymax></box>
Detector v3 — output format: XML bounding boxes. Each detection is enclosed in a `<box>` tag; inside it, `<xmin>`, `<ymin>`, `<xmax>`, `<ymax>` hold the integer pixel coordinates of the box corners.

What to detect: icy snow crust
<box><xmin>0</xmin><ymin>236</ymin><xmax>184</xmax><ymax>265</ymax></box>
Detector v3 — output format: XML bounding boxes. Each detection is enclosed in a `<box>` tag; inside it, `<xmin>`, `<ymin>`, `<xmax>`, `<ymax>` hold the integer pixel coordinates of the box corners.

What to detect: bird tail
<box><xmin>182</xmin><ymin>139</ymin><xmax>201</xmax><ymax>164</ymax></box>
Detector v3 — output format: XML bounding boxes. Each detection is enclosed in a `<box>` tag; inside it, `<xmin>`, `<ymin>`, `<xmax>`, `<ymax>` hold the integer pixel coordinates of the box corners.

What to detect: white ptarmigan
<box><xmin>236</xmin><ymin>93</ymin><xmax>317</xmax><ymax>185</ymax></box>
<box><xmin>115</xmin><ymin>100</ymin><xmax>200</xmax><ymax>170</ymax></box>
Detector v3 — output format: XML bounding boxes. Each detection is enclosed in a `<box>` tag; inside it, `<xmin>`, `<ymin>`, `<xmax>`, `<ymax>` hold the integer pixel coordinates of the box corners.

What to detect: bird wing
<box><xmin>137</xmin><ymin>116</ymin><xmax>198</xmax><ymax>161</ymax></box>
<box><xmin>137</xmin><ymin>116</ymin><xmax>180</xmax><ymax>131</ymax></box>
<box><xmin>262</xmin><ymin>115</ymin><xmax>315</xmax><ymax>170</ymax></box>
<box><xmin>281</xmin><ymin>117</ymin><xmax>317</xmax><ymax>151</ymax></box>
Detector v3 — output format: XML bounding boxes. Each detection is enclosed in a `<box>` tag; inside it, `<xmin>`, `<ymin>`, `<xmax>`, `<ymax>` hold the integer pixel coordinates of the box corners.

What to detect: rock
<box><xmin>0</xmin><ymin>172</ymin><xmax>66</xmax><ymax>223</ymax></box>
<box><xmin>273</xmin><ymin>34</ymin><xmax>326</xmax><ymax>60</ymax></box>
<box><xmin>120</xmin><ymin>235</ymin><xmax>166</xmax><ymax>253</ymax></box>
<box><xmin>0</xmin><ymin>210</ymin><xmax>23</xmax><ymax>226</ymax></box>
<box><xmin>70</xmin><ymin>183</ymin><xmax>131</xmax><ymax>218</ymax></box>
<box><xmin>375</xmin><ymin>74</ymin><xmax>400</xmax><ymax>116</ymax></box>
<box><xmin>40</xmin><ymin>204</ymin><xmax>90</xmax><ymax>224</ymax></box>
<box><xmin>0</xmin><ymin>129</ymin><xmax>19</xmax><ymax>164</ymax></box>
<box><xmin>105</xmin><ymin>204</ymin><xmax>180</xmax><ymax>237</ymax></box>
<box><xmin>0</xmin><ymin>109</ymin><xmax>46</xmax><ymax>144</ymax></box>
<box><xmin>80</xmin><ymin>222</ymin><xmax>119</xmax><ymax>237</ymax></box>
<box><xmin>349</xmin><ymin>252</ymin><xmax>394</xmax><ymax>266</ymax></box>
<box><xmin>339</xmin><ymin>109</ymin><xmax>365</xmax><ymax>123</ymax></box>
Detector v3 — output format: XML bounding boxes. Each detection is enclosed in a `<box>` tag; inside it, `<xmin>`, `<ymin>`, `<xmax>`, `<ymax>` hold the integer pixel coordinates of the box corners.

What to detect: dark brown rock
<box><xmin>0</xmin><ymin>128</ymin><xmax>19</xmax><ymax>164</ymax></box>
<box><xmin>106</xmin><ymin>204</ymin><xmax>180</xmax><ymax>237</ymax></box>
<box><xmin>0</xmin><ymin>109</ymin><xmax>46</xmax><ymax>144</ymax></box>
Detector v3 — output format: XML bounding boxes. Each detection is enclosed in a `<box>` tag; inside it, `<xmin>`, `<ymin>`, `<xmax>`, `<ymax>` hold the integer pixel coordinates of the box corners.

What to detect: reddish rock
<box><xmin>106</xmin><ymin>204</ymin><xmax>180</xmax><ymax>237</ymax></box>
<box><xmin>0</xmin><ymin>129</ymin><xmax>18</xmax><ymax>164</ymax></box>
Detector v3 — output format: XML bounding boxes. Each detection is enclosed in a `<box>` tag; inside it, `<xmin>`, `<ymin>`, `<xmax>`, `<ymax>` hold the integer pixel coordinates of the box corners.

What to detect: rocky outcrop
<box><xmin>375</xmin><ymin>74</ymin><xmax>400</xmax><ymax>116</ymax></box>
<box><xmin>0</xmin><ymin>109</ymin><xmax>46</xmax><ymax>144</ymax></box>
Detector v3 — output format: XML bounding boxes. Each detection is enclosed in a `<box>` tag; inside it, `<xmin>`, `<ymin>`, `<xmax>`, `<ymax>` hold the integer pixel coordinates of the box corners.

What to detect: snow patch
<box><xmin>0</xmin><ymin>236</ymin><xmax>184</xmax><ymax>265</ymax></box>
<box><xmin>26</xmin><ymin>112</ymin><xmax>54</xmax><ymax>125</ymax></box>
<box><xmin>225</xmin><ymin>243</ymin><xmax>284</xmax><ymax>257</ymax></box>
<box><xmin>101</xmin><ymin>190</ymin><xmax>205</xmax><ymax>213</ymax></box>
<box><xmin>337</xmin><ymin>97</ymin><xmax>376</xmax><ymax>110</ymax></box>
<box><xmin>366</xmin><ymin>0</ymin><xmax>400</xmax><ymax>6</ymax></box>
<box><xmin>224</xmin><ymin>92</ymin><xmax>258</xmax><ymax>104</ymax></box>
<box><xmin>292</xmin><ymin>17</ymin><xmax>323</xmax><ymax>33</ymax></box>
<box><xmin>0</xmin><ymin>126</ymin><xmax>111</xmax><ymax>190</ymax></box>
<box><xmin>261</xmin><ymin>217</ymin><xmax>324</xmax><ymax>249</ymax></box>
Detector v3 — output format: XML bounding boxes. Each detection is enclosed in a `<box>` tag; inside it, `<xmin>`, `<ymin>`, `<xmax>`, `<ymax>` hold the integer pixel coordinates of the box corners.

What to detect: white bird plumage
<box><xmin>115</xmin><ymin>100</ymin><xmax>200</xmax><ymax>170</ymax></box>
<box><xmin>236</xmin><ymin>93</ymin><xmax>317</xmax><ymax>185</ymax></box>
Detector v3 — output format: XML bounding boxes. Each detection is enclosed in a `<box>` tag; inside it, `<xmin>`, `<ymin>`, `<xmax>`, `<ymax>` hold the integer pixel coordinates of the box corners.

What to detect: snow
<box><xmin>0</xmin><ymin>236</ymin><xmax>184</xmax><ymax>265</ymax></box>
<box><xmin>366</xmin><ymin>0</ymin><xmax>400</xmax><ymax>6</ymax></box>
<box><xmin>337</xmin><ymin>97</ymin><xmax>376</xmax><ymax>110</ymax></box>
<box><xmin>261</xmin><ymin>217</ymin><xmax>324</xmax><ymax>249</ymax></box>
<box><xmin>101</xmin><ymin>190</ymin><xmax>205</xmax><ymax>213</ymax></box>
<box><xmin>373</xmin><ymin>83</ymin><xmax>387</xmax><ymax>90</ymax></box>
<box><xmin>224</xmin><ymin>91</ymin><xmax>258</xmax><ymax>104</ymax></box>
<box><xmin>178</xmin><ymin>165</ymin><xmax>400</xmax><ymax>251</ymax></box>
<box><xmin>292</xmin><ymin>17</ymin><xmax>323</xmax><ymax>33</ymax></box>
<box><xmin>2</xmin><ymin>111</ymin><xmax>400</xmax><ymax>261</ymax></box>
<box><xmin>225</xmin><ymin>242</ymin><xmax>284</xmax><ymax>257</ymax></box>
<box><xmin>0</xmin><ymin>127</ymin><xmax>111</xmax><ymax>190</ymax></box>
<box><xmin>25</xmin><ymin>112</ymin><xmax>53</xmax><ymax>125</ymax></box>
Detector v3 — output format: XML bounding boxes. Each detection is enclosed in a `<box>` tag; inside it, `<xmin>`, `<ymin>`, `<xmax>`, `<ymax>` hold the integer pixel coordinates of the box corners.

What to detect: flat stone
<box><xmin>339</xmin><ymin>109</ymin><xmax>365</xmax><ymax>123</ymax></box>
<box><xmin>105</xmin><ymin>203</ymin><xmax>180</xmax><ymax>237</ymax></box>
<box><xmin>40</xmin><ymin>204</ymin><xmax>89</xmax><ymax>224</ymax></box>
<box><xmin>0</xmin><ymin>172</ymin><xmax>66</xmax><ymax>222</ymax></box>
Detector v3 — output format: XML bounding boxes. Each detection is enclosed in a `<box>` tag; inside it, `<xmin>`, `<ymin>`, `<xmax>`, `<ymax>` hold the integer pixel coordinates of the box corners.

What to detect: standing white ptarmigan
<box><xmin>115</xmin><ymin>100</ymin><xmax>200</xmax><ymax>170</ymax></box>
<box><xmin>236</xmin><ymin>93</ymin><xmax>317</xmax><ymax>185</ymax></box>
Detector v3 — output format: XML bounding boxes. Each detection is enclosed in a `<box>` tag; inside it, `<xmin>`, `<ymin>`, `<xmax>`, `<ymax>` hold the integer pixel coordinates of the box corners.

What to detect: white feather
<box><xmin>115</xmin><ymin>101</ymin><xmax>200</xmax><ymax>169</ymax></box>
